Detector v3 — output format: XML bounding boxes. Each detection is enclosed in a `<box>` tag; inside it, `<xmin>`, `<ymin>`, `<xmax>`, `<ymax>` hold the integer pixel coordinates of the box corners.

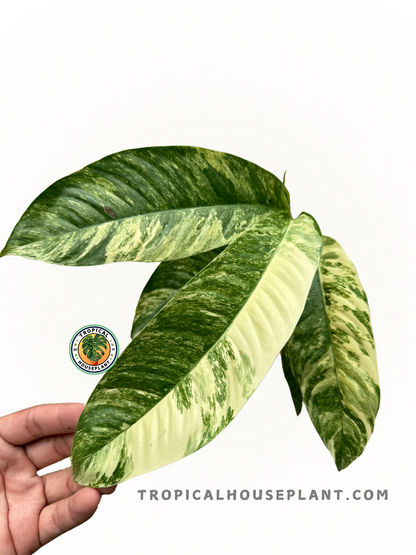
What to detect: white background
<box><xmin>0</xmin><ymin>1</ymin><xmax>415</xmax><ymax>553</ymax></box>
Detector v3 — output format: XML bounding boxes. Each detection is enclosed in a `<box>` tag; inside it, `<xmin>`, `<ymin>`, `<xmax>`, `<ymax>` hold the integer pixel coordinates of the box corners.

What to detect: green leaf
<box><xmin>131</xmin><ymin>248</ymin><xmax>224</xmax><ymax>339</ymax></box>
<box><xmin>281</xmin><ymin>236</ymin><xmax>380</xmax><ymax>470</ymax></box>
<box><xmin>71</xmin><ymin>211</ymin><xmax>322</xmax><ymax>486</ymax></box>
<box><xmin>1</xmin><ymin>146</ymin><xmax>290</xmax><ymax>266</ymax></box>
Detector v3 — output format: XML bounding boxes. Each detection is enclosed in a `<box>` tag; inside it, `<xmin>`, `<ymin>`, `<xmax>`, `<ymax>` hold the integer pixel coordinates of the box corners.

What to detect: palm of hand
<box><xmin>0</xmin><ymin>404</ymin><xmax>115</xmax><ymax>554</ymax></box>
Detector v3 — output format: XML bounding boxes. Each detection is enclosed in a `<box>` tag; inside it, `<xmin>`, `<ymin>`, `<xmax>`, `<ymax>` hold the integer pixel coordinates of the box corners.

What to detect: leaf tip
<box><xmin>334</xmin><ymin>451</ymin><xmax>355</xmax><ymax>472</ymax></box>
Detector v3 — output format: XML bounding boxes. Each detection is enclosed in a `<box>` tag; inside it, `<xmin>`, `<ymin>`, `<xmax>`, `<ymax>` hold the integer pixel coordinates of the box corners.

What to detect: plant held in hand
<box><xmin>1</xmin><ymin>146</ymin><xmax>379</xmax><ymax>486</ymax></box>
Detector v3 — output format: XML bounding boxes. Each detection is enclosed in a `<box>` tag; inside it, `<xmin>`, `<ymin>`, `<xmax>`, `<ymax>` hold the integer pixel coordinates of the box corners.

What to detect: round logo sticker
<box><xmin>69</xmin><ymin>325</ymin><xmax>119</xmax><ymax>375</ymax></box>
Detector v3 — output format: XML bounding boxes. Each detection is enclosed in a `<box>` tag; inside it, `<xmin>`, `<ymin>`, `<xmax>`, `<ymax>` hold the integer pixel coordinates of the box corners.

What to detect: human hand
<box><xmin>0</xmin><ymin>403</ymin><xmax>116</xmax><ymax>554</ymax></box>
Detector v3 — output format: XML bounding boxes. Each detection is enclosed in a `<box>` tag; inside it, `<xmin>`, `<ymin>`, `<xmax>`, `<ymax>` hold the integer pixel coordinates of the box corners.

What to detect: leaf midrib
<box><xmin>3</xmin><ymin>203</ymin><xmax>281</xmax><ymax>252</ymax></box>
<box><xmin>317</xmin><ymin>261</ymin><xmax>347</xmax><ymax>464</ymax></box>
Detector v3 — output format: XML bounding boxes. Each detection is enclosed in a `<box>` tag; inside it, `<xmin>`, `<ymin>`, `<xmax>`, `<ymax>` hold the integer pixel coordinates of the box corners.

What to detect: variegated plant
<box><xmin>1</xmin><ymin>146</ymin><xmax>380</xmax><ymax>486</ymax></box>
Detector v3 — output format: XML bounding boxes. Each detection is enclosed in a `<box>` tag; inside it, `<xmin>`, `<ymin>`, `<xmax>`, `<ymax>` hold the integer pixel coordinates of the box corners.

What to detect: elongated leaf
<box><xmin>1</xmin><ymin>146</ymin><xmax>290</xmax><ymax>265</ymax></box>
<box><xmin>281</xmin><ymin>236</ymin><xmax>379</xmax><ymax>470</ymax></box>
<box><xmin>131</xmin><ymin>248</ymin><xmax>224</xmax><ymax>338</ymax></box>
<box><xmin>71</xmin><ymin>211</ymin><xmax>322</xmax><ymax>486</ymax></box>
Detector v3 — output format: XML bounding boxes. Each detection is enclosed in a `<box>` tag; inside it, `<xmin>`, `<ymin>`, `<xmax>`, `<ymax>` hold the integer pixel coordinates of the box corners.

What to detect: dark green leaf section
<box><xmin>281</xmin><ymin>350</ymin><xmax>303</xmax><ymax>415</ymax></box>
<box><xmin>131</xmin><ymin>248</ymin><xmax>224</xmax><ymax>338</ymax></box>
<box><xmin>71</xmin><ymin>211</ymin><xmax>292</xmax><ymax>470</ymax></box>
<box><xmin>281</xmin><ymin>237</ymin><xmax>379</xmax><ymax>470</ymax></box>
<box><xmin>1</xmin><ymin>146</ymin><xmax>290</xmax><ymax>265</ymax></box>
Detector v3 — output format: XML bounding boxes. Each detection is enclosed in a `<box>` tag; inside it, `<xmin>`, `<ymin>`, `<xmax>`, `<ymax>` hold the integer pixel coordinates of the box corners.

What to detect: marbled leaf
<box><xmin>71</xmin><ymin>211</ymin><xmax>322</xmax><ymax>486</ymax></box>
<box><xmin>281</xmin><ymin>236</ymin><xmax>379</xmax><ymax>470</ymax></box>
<box><xmin>0</xmin><ymin>146</ymin><xmax>290</xmax><ymax>265</ymax></box>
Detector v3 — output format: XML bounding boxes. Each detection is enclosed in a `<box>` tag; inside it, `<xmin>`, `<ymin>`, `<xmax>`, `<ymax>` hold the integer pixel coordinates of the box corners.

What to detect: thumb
<box><xmin>39</xmin><ymin>487</ymin><xmax>101</xmax><ymax>546</ymax></box>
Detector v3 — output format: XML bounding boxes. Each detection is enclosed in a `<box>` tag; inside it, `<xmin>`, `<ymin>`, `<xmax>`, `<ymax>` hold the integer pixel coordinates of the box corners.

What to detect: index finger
<box><xmin>0</xmin><ymin>403</ymin><xmax>84</xmax><ymax>445</ymax></box>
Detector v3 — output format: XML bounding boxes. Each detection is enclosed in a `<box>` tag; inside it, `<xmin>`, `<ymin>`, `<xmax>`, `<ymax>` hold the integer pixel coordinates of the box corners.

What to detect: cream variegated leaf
<box><xmin>0</xmin><ymin>146</ymin><xmax>290</xmax><ymax>265</ymax></box>
<box><xmin>71</xmin><ymin>211</ymin><xmax>322</xmax><ymax>486</ymax></box>
<box><xmin>281</xmin><ymin>236</ymin><xmax>380</xmax><ymax>470</ymax></box>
